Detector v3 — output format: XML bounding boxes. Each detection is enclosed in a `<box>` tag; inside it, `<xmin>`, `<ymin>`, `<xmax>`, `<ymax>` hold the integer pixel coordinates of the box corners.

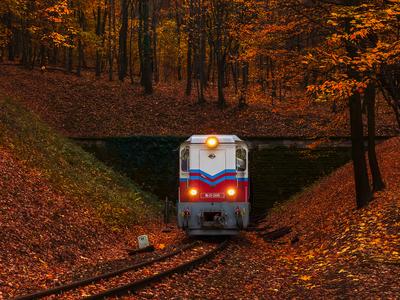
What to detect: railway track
<box><xmin>15</xmin><ymin>239</ymin><xmax>228</xmax><ymax>300</ymax></box>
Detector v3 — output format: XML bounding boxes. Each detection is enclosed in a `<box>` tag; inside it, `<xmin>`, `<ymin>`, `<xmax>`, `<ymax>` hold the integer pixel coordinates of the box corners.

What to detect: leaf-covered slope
<box><xmin>258</xmin><ymin>137</ymin><xmax>400</xmax><ymax>297</ymax></box>
<box><xmin>0</xmin><ymin>97</ymin><xmax>161</xmax><ymax>297</ymax></box>
<box><xmin>0</xmin><ymin>97</ymin><xmax>160</xmax><ymax>226</ymax></box>
<box><xmin>0</xmin><ymin>147</ymin><xmax>109</xmax><ymax>295</ymax></box>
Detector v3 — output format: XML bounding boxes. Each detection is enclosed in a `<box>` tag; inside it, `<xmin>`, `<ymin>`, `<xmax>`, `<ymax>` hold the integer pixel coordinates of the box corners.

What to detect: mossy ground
<box><xmin>0</xmin><ymin>97</ymin><xmax>161</xmax><ymax>227</ymax></box>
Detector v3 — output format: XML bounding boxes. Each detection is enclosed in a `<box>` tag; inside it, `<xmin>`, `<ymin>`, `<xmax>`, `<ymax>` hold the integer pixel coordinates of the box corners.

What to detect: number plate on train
<box><xmin>201</xmin><ymin>193</ymin><xmax>225</xmax><ymax>199</ymax></box>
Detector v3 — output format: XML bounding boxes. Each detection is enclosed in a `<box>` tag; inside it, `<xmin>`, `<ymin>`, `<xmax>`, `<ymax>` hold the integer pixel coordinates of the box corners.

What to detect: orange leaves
<box><xmin>308</xmin><ymin>1</ymin><xmax>400</xmax><ymax>113</ymax></box>
<box><xmin>0</xmin><ymin>24</ymin><xmax>12</xmax><ymax>47</ymax></box>
<box><xmin>157</xmin><ymin>243</ymin><xmax>166</xmax><ymax>250</ymax></box>
<box><xmin>299</xmin><ymin>275</ymin><xmax>312</xmax><ymax>281</ymax></box>
<box><xmin>2</xmin><ymin>0</ymin><xmax>77</xmax><ymax>48</ymax></box>
<box><xmin>308</xmin><ymin>79</ymin><xmax>368</xmax><ymax>103</ymax></box>
<box><xmin>349</xmin><ymin>29</ymin><xmax>369</xmax><ymax>41</ymax></box>
<box><xmin>306</xmin><ymin>141</ymin><xmax>321</xmax><ymax>150</ymax></box>
<box><xmin>45</xmin><ymin>0</ymin><xmax>72</xmax><ymax>16</ymax></box>
<box><xmin>47</xmin><ymin>32</ymin><xmax>68</xmax><ymax>46</ymax></box>
<box><xmin>257</xmin><ymin>136</ymin><xmax>400</xmax><ymax>295</ymax></box>
<box><xmin>369</xmin><ymin>238</ymin><xmax>382</xmax><ymax>245</ymax></box>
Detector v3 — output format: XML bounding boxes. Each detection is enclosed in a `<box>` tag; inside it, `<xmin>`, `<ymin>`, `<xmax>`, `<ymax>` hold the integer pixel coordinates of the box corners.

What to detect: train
<box><xmin>177</xmin><ymin>135</ymin><xmax>250</xmax><ymax>235</ymax></box>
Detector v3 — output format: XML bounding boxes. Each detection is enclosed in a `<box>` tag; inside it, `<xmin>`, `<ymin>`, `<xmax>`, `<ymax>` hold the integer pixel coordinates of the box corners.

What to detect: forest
<box><xmin>0</xmin><ymin>1</ymin><xmax>398</xmax><ymax>107</ymax></box>
<box><xmin>0</xmin><ymin>1</ymin><xmax>400</xmax><ymax>298</ymax></box>
<box><xmin>1</xmin><ymin>0</ymin><xmax>399</xmax><ymax>206</ymax></box>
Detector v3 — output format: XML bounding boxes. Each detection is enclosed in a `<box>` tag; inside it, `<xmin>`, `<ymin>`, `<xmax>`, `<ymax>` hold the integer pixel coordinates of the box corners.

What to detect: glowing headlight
<box><xmin>227</xmin><ymin>188</ymin><xmax>236</xmax><ymax>196</ymax></box>
<box><xmin>189</xmin><ymin>188</ymin><xmax>198</xmax><ymax>196</ymax></box>
<box><xmin>206</xmin><ymin>136</ymin><xmax>219</xmax><ymax>148</ymax></box>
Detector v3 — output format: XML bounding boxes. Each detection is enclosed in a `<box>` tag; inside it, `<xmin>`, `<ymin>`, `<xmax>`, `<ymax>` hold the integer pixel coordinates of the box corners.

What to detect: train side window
<box><xmin>181</xmin><ymin>147</ymin><xmax>190</xmax><ymax>172</ymax></box>
<box><xmin>236</xmin><ymin>148</ymin><xmax>247</xmax><ymax>172</ymax></box>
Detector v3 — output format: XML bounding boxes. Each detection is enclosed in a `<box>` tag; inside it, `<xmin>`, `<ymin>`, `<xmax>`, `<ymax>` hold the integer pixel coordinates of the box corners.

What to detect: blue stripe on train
<box><xmin>188</xmin><ymin>169</ymin><xmax>237</xmax><ymax>179</ymax></box>
<box><xmin>180</xmin><ymin>176</ymin><xmax>248</xmax><ymax>186</ymax></box>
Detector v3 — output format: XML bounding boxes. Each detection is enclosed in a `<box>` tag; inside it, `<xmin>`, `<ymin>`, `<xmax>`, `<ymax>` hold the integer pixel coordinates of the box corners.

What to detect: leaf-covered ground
<box><xmin>0</xmin><ymin>64</ymin><xmax>398</xmax><ymax>138</ymax></box>
<box><xmin>0</xmin><ymin>66</ymin><xmax>399</xmax><ymax>299</ymax></box>
<box><xmin>0</xmin><ymin>97</ymin><xmax>160</xmax><ymax>226</ymax></box>
<box><xmin>133</xmin><ymin>138</ymin><xmax>399</xmax><ymax>299</ymax></box>
<box><xmin>0</xmin><ymin>98</ymin><xmax>185</xmax><ymax>299</ymax></box>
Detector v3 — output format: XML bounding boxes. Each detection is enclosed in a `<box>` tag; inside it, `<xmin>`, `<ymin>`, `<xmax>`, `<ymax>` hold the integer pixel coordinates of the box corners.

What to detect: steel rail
<box><xmin>14</xmin><ymin>241</ymin><xmax>199</xmax><ymax>300</ymax></box>
<box><xmin>84</xmin><ymin>239</ymin><xmax>229</xmax><ymax>300</ymax></box>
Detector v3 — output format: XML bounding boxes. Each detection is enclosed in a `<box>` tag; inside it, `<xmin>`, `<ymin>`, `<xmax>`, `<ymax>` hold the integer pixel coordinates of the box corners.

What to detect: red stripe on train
<box><xmin>179</xmin><ymin>180</ymin><xmax>249</xmax><ymax>203</ymax></box>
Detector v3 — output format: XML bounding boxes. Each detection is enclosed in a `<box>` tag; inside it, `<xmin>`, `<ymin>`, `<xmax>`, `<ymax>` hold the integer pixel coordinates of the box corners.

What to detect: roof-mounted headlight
<box><xmin>206</xmin><ymin>136</ymin><xmax>219</xmax><ymax>148</ymax></box>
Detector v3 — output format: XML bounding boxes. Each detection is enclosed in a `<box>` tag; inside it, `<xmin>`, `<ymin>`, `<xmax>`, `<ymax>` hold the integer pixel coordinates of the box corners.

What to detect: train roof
<box><xmin>186</xmin><ymin>135</ymin><xmax>244</xmax><ymax>144</ymax></box>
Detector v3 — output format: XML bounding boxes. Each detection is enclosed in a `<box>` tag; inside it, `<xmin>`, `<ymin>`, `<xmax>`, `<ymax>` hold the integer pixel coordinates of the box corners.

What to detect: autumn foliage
<box><xmin>0</xmin><ymin>0</ymin><xmax>399</xmax><ymax>297</ymax></box>
<box><xmin>1</xmin><ymin>0</ymin><xmax>399</xmax><ymax>208</ymax></box>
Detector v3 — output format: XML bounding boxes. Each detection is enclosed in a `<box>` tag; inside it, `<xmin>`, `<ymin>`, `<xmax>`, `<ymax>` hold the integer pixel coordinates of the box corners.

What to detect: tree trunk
<box><xmin>95</xmin><ymin>5</ymin><xmax>102</xmax><ymax>77</ymax></box>
<box><xmin>175</xmin><ymin>0</ymin><xmax>183</xmax><ymax>81</ymax></box>
<box><xmin>76</xmin><ymin>8</ymin><xmax>86</xmax><ymax>76</ymax></box>
<box><xmin>217</xmin><ymin>58</ymin><xmax>225</xmax><ymax>107</ymax></box>
<box><xmin>67</xmin><ymin>47</ymin><xmax>73</xmax><ymax>73</ymax></box>
<box><xmin>77</xmin><ymin>39</ymin><xmax>83</xmax><ymax>76</ymax></box>
<box><xmin>50</xmin><ymin>47</ymin><xmax>58</xmax><ymax>65</ymax></box>
<box><xmin>366</xmin><ymin>83</ymin><xmax>385</xmax><ymax>192</ymax></box>
<box><xmin>270</xmin><ymin>57</ymin><xmax>277</xmax><ymax>104</ymax></box>
<box><xmin>101</xmin><ymin>2</ymin><xmax>108</xmax><ymax>73</ymax></box>
<box><xmin>118</xmin><ymin>0</ymin><xmax>129</xmax><ymax>81</ymax></box>
<box><xmin>259</xmin><ymin>55</ymin><xmax>266</xmax><ymax>93</ymax></box>
<box><xmin>345</xmin><ymin>13</ymin><xmax>372</xmax><ymax>208</ymax></box>
<box><xmin>39</xmin><ymin>45</ymin><xmax>46</xmax><ymax>66</ymax></box>
<box><xmin>21</xmin><ymin>14</ymin><xmax>32</xmax><ymax>68</ymax></box>
<box><xmin>108</xmin><ymin>0</ymin><xmax>115</xmax><ymax>81</ymax></box>
<box><xmin>379</xmin><ymin>66</ymin><xmax>400</xmax><ymax>131</ymax></box>
<box><xmin>186</xmin><ymin>0</ymin><xmax>194</xmax><ymax>96</ymax></box>
<box><xmin>138</xmin><ymin>0</ymin><xmax>144</xmax><ymax>85</ymax></box>
<box><xmin>186</xmin><ymin>42</ymin><xmax>193</xmax><ymax>96</ymax></box>
<box><xmin>6</xmin><ymin>12</ymin><xmax>15</xmax><ymax>61</ymax></box>
<box><xmin>141</xmin><ymin>0</ymin><xmax>153</xmax><ymax>94</ymax></box>
<box><xmin>152</xmin><ymin>0</ymin><xmax>160</xmax><ymax>83</ymax></box>
<box><xmin>349</xmin><ymin>92</ymin><xmax>372</xmax><ymax>208</ymax></box>
<box><xmin>214</xmin><ymin>1</ymin><xmax>226</xmax><ymax>107</ymax></box>
<box><xmin>207</xmin><ymin>41</ymin><xmax>213</xmax><ymax>85</ymax></box>
<box><xmin>198</xmin><ymin>0</ymin><xmax>206</xmax><ymax>103</ymax></box>
<box><xmin>239</xmin><ymin>62</ymin><xmax>249</xmax><ymax>108</ymax></box>
<box><xmin>30</xmin><ymin>45</ymin><xmax>37</xmax><ymax>69</ymax></box>
<box><xmin>129</xmin><ymin>0</ymin><xmax>135</xmax><ymax>84</ymax></box>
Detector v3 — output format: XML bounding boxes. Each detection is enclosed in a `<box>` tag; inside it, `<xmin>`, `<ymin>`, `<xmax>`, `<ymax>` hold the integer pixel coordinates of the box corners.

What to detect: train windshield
<box><xmin>181</xmin><ymin>147</ymin><xmax>189</xmax><ymax>172</ymax></box>
<box><xmin>236</xmin><ymin>148</ymin><xmax>247</xmax><ymax>171</ymax></box>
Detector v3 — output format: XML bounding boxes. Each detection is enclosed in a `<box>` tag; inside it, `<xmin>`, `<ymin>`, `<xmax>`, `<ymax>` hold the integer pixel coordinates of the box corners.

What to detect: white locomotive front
<box><xmin>177</xmin><ymin>135</ymin><xmax>250</xmax><ymax>235</ymax></box>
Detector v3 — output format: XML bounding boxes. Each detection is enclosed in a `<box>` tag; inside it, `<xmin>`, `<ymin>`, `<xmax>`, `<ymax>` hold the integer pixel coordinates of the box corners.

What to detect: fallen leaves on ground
<box><xmin>0</xmin><ymin>146</ymin><xmax>185</xmax><ymax>298</ymax></box>
<box><xmin>0</xmin><ymin>64</ymin><xmax>398</xmax><ymax>138</ymax></box>
<box><xmin>0</xmin><ymin>65</ymin><xmax>399</xmax><ymax>298</ymax></box>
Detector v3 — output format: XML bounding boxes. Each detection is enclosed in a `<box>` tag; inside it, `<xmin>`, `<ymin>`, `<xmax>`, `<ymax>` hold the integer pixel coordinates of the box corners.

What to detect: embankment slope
<box><xmin>0</xmin><ymin>98</ymin><xmax>162</xmax><ymax>298</ymax></box>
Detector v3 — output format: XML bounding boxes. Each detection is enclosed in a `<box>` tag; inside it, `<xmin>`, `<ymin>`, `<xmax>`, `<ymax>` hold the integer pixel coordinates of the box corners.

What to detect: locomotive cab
<box><xmin>178</xmin><ymin>135</ymin><xmax>250</xmax><ymax>235</ymax></box>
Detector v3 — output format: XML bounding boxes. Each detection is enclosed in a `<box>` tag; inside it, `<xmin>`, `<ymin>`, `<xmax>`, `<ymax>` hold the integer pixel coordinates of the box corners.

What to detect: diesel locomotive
<box><xmin>177</xmin><ymin>135</ymin><xmax>250</xmax><ymax>235</ymax></box>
